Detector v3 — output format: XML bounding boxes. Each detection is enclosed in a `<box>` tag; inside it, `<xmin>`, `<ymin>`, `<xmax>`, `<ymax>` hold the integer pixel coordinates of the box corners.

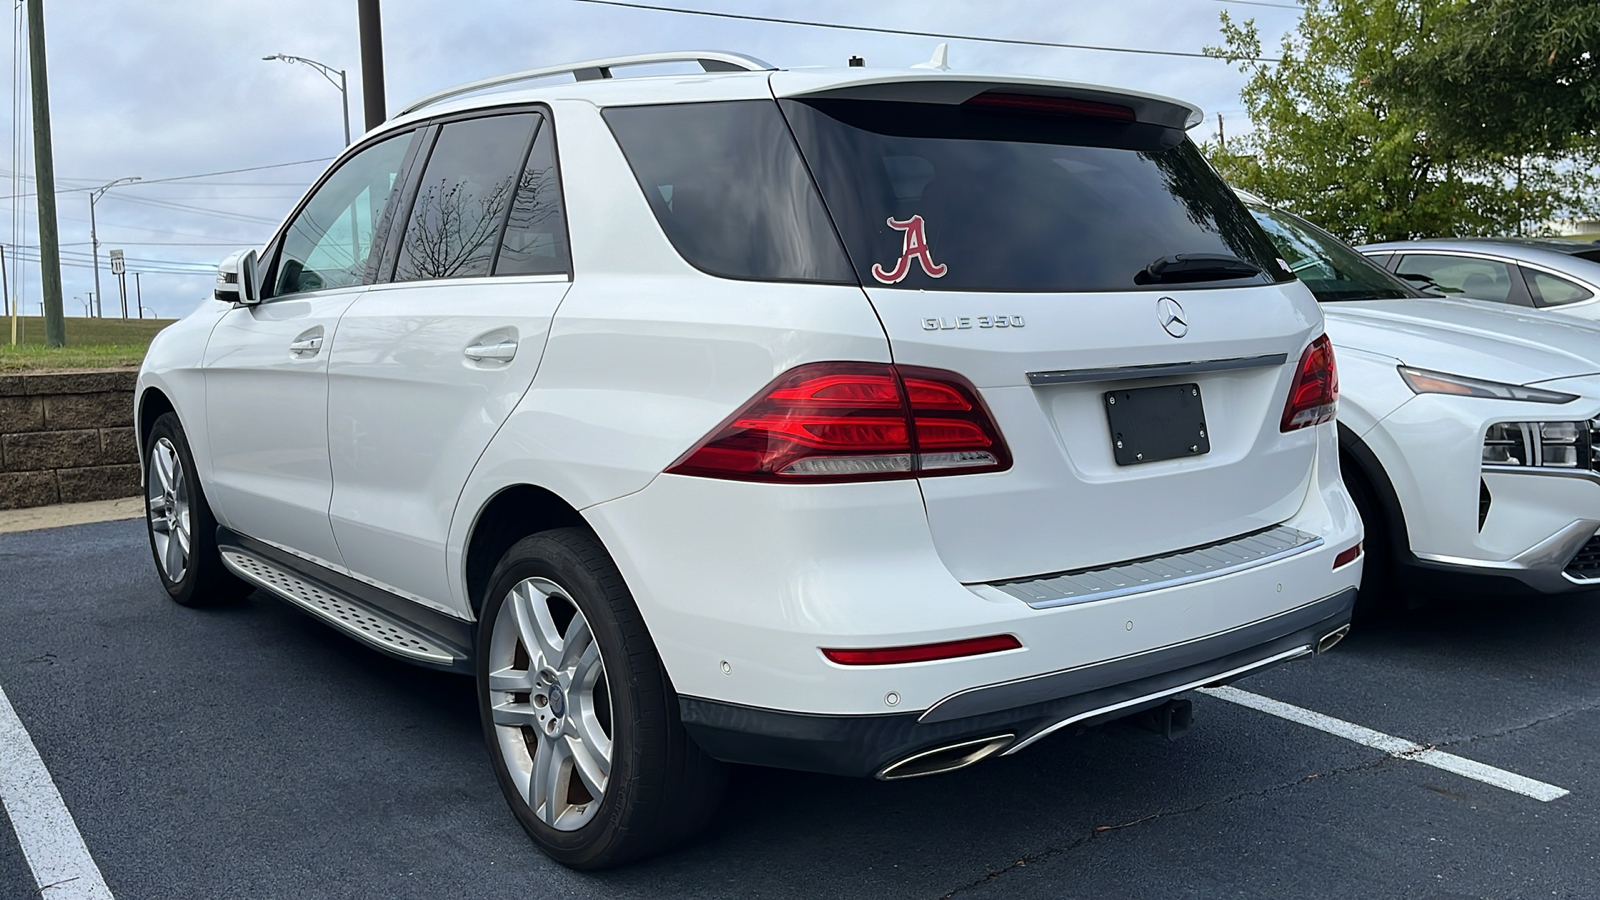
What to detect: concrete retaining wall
<box><xmin>0</xmin><ymin>370</ymin><xmax>140</xmax><ymax>510</ymax></box>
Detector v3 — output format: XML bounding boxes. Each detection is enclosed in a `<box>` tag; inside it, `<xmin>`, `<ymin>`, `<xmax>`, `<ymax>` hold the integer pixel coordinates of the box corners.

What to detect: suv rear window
<box><xmin>782</xmin><ymin>99</ymin><xmax>1291</xmax><ymax>293</ymax></box>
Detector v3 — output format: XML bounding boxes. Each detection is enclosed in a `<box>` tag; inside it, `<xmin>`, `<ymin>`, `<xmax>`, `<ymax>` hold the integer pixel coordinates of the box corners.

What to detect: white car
<box><xmin>1246</xmin><ymin>198</ymin><xmax>1600</xmax><ymax>609</ymax></box>
<box><xmin>1358</xmin><ymin>237</ymin><xmax>1600</xmax><ymax>319</ymax></box>
<box><xmin>137</xmin><ymin>52</ymin><xmax>1361</xmax><ymax>867</ymax></box>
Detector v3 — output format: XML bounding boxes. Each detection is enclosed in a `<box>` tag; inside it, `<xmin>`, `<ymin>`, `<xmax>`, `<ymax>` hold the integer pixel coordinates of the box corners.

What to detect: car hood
<box><xmin>1322</xmin><ymin>298</ymin><xmax>1600</xmax><ymax>385</ymax></box>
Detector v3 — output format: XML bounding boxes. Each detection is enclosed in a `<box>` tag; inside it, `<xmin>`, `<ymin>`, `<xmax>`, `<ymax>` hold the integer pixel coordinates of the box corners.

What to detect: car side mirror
<box><xmin>214</xmin><ymin>249</ymin><xmax>260</xmax><ymax>305</ymax></box>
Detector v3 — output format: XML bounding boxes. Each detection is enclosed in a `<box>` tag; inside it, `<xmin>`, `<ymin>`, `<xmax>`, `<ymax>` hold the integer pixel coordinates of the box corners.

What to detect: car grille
<box><xmin>1564</xmin><ymin>535</ymin><xmax>1600</xmax><ymax>581</ymax></box>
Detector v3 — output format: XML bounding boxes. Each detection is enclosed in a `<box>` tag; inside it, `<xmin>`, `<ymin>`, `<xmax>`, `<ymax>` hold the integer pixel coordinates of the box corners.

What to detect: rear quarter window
<box><xmin>602</xmin><ymin>101</ymin><xmax>855</xmax><ymax>283</ymax></box>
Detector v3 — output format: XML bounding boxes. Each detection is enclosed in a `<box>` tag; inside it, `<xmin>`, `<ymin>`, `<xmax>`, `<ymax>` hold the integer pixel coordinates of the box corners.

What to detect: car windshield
<box><xmin>1246</xmin><ymin>204</ymin><xmax>1422</xmax><ymax>302</ymax></box>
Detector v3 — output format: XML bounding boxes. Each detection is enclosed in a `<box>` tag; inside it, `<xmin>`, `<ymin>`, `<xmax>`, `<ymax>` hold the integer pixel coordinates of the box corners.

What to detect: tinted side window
<box><xmin>1525</xmin><ymin>268</ymin><xmax>1593</xmax><ymax>307</ymax></box>
<box><xmin>393</xmin><ymin>114</ymin><xmax>539</xmax><ymax>283</ymax></box>
<box><xmin>1395</xmin><ymin>254</ymin><xmax>1522</xmax><ymax>305</ymax></box>
<box><xmin>275</xmin><ymin>132</ymin><xmax>413</xmax><ymax>296</ymax></box>
<box><xmin>603</xmin><ymin>101</ymin><xmax>855</xmax><ymax>283</ymax></box>
<box><xmin>493</xmin><ymin>118</ymin><xmax>571</xmax><ymax>277</ymax></box>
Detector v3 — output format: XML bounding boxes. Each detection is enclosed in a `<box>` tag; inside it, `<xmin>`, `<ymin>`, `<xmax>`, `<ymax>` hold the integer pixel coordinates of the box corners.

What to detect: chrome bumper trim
<box><xmin>1002</xmin><ymin>644</ymin><xmax>1313</xmax><ymax>755</ymax></box>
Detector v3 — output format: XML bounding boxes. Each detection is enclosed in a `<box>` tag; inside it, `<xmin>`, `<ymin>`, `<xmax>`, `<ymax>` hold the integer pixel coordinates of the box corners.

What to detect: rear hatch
<box><xmin>775</xmin><ymin>77</ymin><xmax>1324</xmax><ymax>582</ymax></box>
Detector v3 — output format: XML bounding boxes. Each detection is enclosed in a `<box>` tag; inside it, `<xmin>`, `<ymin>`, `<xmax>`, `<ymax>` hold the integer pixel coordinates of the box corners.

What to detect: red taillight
<box><xmin>962</xmin><ymin>91</ymin><xmax>1137</xmax><ymax>122</ymax></box>
<box><xmin>822</xmin><ymin>634</ymin><xmax>1022</xmax><ymax>666</ymax></box>
<box><xmin>1333</xmin><ymin>542</ymin><xmax>1362</xmax><ymax>569</ymax></box>
<box><xmin>665</xmin><ymin>362</ymin><xmax>1011</xmax><ymax>483</ymax></box>
<box><xmin>1281</xmin><ymin>334</ymin><xmax>1339</xmax><ymax>432</ymax></box>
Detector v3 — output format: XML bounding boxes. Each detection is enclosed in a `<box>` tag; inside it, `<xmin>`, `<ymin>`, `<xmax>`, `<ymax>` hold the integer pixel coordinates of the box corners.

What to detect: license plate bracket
<box><xmin>1104</xmin><ymin>383</ymin><xmax>1210</xmax><ymax>465</ymax></box>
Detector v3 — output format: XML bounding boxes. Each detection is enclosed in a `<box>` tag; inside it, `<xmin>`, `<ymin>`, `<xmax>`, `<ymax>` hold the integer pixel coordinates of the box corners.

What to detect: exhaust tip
<box><xmin>876</xmin><ymin>734</ymin><xmax>1014</xmax><ymax>781</ymax></box>
<box><xmin>1316</xmin><ymin>624</ymin><xmax>1351</xmax><ymax>654</ymax></box>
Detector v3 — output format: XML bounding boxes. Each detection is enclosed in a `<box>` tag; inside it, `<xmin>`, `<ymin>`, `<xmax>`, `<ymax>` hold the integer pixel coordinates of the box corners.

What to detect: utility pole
<box><xmin>134</xmin><ymin>271</ymin><xmax>142</xmax><ymax>318</ymax></box>
<box><xmin>358</xmin><ymin>0</ymin><xmax>387</xmax><ymax>131</ymax></box>
<box><xmin>25</xmin><ymin>0</ymin><xmax>63</xmax><ymax>346</ymax></box>
<box><xmin>1218</xmin><ymin>114</ymin><xmax>1226</xmax><ymax>153</ymax></box>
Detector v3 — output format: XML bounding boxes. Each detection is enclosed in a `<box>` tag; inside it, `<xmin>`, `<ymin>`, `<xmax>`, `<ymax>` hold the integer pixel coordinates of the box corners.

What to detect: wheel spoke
<box><xmin>558</xmin><ymin>612</ymin><xmax>592</xmax><ymax>672</ymax></box>
<box><xmin>488</xmin><ymin>666</ymin><xmax>535</xmax><ymax>692</ymax></box>
<box><xmin>490</xmin><ymin>699</ymin><xmax>540</xmax><ymax>727</ymax></box>
<box><xmin>512</xmin><ymin>582</ymin><xmax>563</xmax><ymax>670</ymax></box>
<box><xmin>153</xmin><ymin>444</ymin><xmax>176</xmax><ymax>493</ymax></box>
<box><xmin>164</xmin><ymin>525</ymin><xmax>184</xmax><ymax>577</ymax></box>
<box><xmin>535</xmin><ymin>734</ymin><xmax>572</xmax><ymax>826</ymax></box>
<box><xmin>566</xmin><ymin>734</ymin><xmax>609</xmax><ymax>800</ymax></box>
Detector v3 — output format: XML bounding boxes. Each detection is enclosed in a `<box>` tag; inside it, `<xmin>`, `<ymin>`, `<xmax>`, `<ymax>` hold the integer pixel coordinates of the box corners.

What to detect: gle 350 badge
<box><xmin>922</xmin><ymin>315</ymin><xmax>1026</xmax><ymax>331</ymax></box>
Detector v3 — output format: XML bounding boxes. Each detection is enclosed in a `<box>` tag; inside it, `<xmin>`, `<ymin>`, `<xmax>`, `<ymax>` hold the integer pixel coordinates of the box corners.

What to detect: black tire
<box><xmin>142</xmin><ymin>412</ymin><xmax>249</xmax><ymax>607</ymax></box>
<box><xmin>1344</xmin><ymin>463</ymin><xmax>1403</xmax><ymax>620</ymax></box>
<box><xmin>477</xmin><ymin>527</ymin><xmax>727</xmax><ymax>869</ymax></box>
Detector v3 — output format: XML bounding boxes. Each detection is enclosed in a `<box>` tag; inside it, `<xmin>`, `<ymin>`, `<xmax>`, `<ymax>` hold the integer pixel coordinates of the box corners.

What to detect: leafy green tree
<box><xmin>1381</xmin><ymin>0</ymin><xmax>1600</xmax><ymax>157</ymax></box>
<box><xmin>1205</xmin><ymin>1</ymin><xmax>1597</xmax><ymax>243</ymax></box>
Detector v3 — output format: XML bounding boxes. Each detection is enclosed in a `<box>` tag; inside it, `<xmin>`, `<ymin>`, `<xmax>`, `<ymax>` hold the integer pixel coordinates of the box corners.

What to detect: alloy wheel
<box><xmin>146</xmin><ymin>436</ymin><xmax>191</xmax><ymax>584</ymax></box>
<box><xmin>488</xmin><ymin>577</ymin><xmax>614</xmax><ymax>831</ymax></box>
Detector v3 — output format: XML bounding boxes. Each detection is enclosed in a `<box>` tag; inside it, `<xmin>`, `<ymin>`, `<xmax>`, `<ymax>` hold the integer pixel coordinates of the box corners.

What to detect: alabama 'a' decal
<box><xmin>871</xmin><ymin>215</ymin><xmax>948</xmax><ymax>284</ymax></box>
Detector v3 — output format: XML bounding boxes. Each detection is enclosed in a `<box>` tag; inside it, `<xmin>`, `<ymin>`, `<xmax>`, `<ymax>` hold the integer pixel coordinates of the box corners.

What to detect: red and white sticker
<box><xmin>871</xmin><ymin>215</ymin><xmax>948</xmax><ymax>284</ymax></box>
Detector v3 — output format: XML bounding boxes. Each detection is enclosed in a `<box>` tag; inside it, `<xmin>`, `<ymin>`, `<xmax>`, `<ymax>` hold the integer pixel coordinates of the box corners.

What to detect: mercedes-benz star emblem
<box><xmin>1157</xmin><ymin>297</ymin><xmax>1188</xmax><ymax>338</ymax></box>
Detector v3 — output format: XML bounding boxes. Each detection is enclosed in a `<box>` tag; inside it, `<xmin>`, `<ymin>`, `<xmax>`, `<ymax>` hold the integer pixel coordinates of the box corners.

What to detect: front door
<box><xmin>203</xmin><ymin>130</ymin><xmax>418</xmax><ymax>568</ymax></box>
<box><xmin>327</xmin><ymin>110</ymin><xmax>572</xmax><ymax>609</ymax></box>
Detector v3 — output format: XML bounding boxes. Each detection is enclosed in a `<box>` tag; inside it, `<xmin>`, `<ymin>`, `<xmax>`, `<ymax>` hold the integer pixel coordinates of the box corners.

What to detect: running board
<box><xmin>220</xmin><ymin>547</ymin><xmax>464</xmax><ymax>668</ymax></box>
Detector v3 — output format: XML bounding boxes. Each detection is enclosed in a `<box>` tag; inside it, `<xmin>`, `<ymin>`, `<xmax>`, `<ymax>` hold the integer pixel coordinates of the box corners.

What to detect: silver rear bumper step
<box><xmin>981</xmin><ymin>525</ymin><xmax>1324</xmax><ymax>610</ymax></box>
<box><xmin>221</xmin><ymin>549</ymin><xmax>458</xmax><ymax>666</ymax></box>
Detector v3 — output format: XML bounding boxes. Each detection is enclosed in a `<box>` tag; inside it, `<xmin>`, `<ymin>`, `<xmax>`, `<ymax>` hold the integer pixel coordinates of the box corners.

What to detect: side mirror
<box><xmin>214</xmin><ymin>249</ymin><xmax>261</xmax><ymax>305</ymax></box>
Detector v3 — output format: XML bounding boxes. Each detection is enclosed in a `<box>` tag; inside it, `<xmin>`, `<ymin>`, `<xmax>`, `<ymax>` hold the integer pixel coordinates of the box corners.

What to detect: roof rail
<box><xmin>398</xmin><ymin>51</ymin><xmax>776</xmax><ymax>116</ymax></box>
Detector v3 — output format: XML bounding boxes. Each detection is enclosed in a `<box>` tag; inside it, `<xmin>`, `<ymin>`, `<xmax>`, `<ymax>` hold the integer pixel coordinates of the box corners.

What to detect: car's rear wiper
<box><xmin>1136</xmin><ymin>253</ymin><xmax>1263</xmax><ymax>285</ymax></box>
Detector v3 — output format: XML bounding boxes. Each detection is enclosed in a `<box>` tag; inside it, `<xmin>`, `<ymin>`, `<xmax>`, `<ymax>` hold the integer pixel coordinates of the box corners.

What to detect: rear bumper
<box><xmin>680</xmin><ymin>587</ymin><xmax>1355</xmax><ymax>778</ymax></box>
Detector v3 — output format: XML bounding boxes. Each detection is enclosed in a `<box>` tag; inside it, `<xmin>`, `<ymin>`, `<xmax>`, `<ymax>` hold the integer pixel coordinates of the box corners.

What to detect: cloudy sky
<box><xmin>0</xmin><ymin>0</ymin><xmax>1301</xmax><ymax>320</ymax></box>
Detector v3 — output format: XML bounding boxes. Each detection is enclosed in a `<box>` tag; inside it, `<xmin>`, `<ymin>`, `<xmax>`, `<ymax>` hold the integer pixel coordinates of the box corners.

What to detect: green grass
<box><xmin>0</xmin><ymin>316</ymin><xmax>175</xmax><ymax>372</ymax></box>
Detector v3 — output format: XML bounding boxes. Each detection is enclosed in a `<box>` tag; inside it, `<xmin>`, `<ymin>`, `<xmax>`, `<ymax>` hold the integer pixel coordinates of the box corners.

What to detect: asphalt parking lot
<box><xmin>3</xmin><ymin>518</ymin><xmax>1600</xmax><ymax>899</ymax></box>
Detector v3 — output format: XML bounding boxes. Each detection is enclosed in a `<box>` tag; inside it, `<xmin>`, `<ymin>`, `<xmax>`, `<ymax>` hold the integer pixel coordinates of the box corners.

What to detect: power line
<box><xmin>1207</xmin><ymin>0</ymin><xmax>1301</xmax><ymax>8</ymax></box>
<box><xmin>564</xmin><ymin>0</ymin><xmax>1282</xmax><ymax>62</ymax></box>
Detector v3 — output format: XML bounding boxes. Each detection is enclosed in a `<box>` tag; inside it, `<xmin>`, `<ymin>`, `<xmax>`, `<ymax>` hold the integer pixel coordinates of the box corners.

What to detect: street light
<box><xmin>264</xmin><ymin>53</ymin><xmax>351</xmax><ymax>146</ymax></box>
<box><xmin>88</xmin><ymin>176</ymin><xmax>139</xmax><ymax>318</ymax></box>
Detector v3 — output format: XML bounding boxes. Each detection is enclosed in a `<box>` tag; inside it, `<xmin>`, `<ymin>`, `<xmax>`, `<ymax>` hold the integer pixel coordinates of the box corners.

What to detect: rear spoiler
<box><xmin>770</xmin><ymin>72</ymin><xmax>1203</xmax><ymax>131</ymax></box>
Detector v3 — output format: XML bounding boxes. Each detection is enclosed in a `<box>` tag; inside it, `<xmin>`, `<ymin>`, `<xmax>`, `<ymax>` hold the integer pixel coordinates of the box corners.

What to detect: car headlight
<box><xmin>1400</xmin><ymin>366</ymin><xmax>1580</xmax><ymax>404</ymax></box>
<box><xmin>1483</xmin><ymin>420</ymin><xmax>1595</xmax><ymax>469</ymax></box>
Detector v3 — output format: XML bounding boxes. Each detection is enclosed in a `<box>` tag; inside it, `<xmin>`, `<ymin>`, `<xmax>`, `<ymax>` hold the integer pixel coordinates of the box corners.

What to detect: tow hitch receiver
<box><xmin>1130</xmin><ymin>697</ymin><xmax>1194</xmax><ymax>742</ymax></box>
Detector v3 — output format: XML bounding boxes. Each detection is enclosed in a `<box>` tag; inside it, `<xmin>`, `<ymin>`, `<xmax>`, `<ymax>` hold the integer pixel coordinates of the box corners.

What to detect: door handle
<box><xmin>464</xmin><ymin>340</ymin><xmax>518</xmax><ymax>362</ymax></box>
<box><xmin>289</xmin><ymin>336</ymin><xmax>323</xmax><ymax>355</ymax></box>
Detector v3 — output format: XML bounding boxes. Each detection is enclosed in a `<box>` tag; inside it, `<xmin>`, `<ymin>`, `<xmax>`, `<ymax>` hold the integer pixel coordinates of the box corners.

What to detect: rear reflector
<box><xmin>1333</xmin><ymin>541</ymin><xmax>1362</xmax><ymax>569</ymax></box>
<box><xmin>666</xmin><ymin>361</ymin><xmax>1011</xmax><ymax>483</ymax></box>
<box><xmin>1281</xmin><ymin>334</ymin><xmax>1339</xmax><ymax>432</ymax></box>
<box><xmin>822</xmin><ymin>634</ymin><xmax>1023</xmax><ymax>666</ymax></box>
<box><xmin>963</xmin><ymin>91</ymin><xmax>1137</xmax><ymax>122</ymax></box>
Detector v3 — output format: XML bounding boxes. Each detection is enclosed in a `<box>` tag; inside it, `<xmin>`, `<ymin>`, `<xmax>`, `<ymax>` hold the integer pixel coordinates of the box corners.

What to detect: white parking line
<box><xmin>1200</xmin><ymin>685</ymin><xmax>1571</xmax><ymax>803</ymax></box>
<box><xmin>0</xmin><ymin>686</ymin><xmax>114</xmax><ymax>899</ymax></box>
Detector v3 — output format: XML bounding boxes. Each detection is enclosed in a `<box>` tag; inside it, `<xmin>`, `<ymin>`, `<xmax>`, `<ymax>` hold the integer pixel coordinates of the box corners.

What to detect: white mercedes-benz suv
<box><xmin>136</xmin><ymin>52</ymin><xmax>1361</xmax><ymax>868</ymax></box>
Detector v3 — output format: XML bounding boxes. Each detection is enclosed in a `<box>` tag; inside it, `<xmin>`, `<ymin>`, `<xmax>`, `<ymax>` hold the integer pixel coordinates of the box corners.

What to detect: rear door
<box><xmin>778</xmin><ymin>90</ymin><xmax>1323</xmax><ymax>582</ymax></box>
<box><xmin>326</xmin><ymin>109</ymin><xmax>572</xmax><ymax>607</ymax></box>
